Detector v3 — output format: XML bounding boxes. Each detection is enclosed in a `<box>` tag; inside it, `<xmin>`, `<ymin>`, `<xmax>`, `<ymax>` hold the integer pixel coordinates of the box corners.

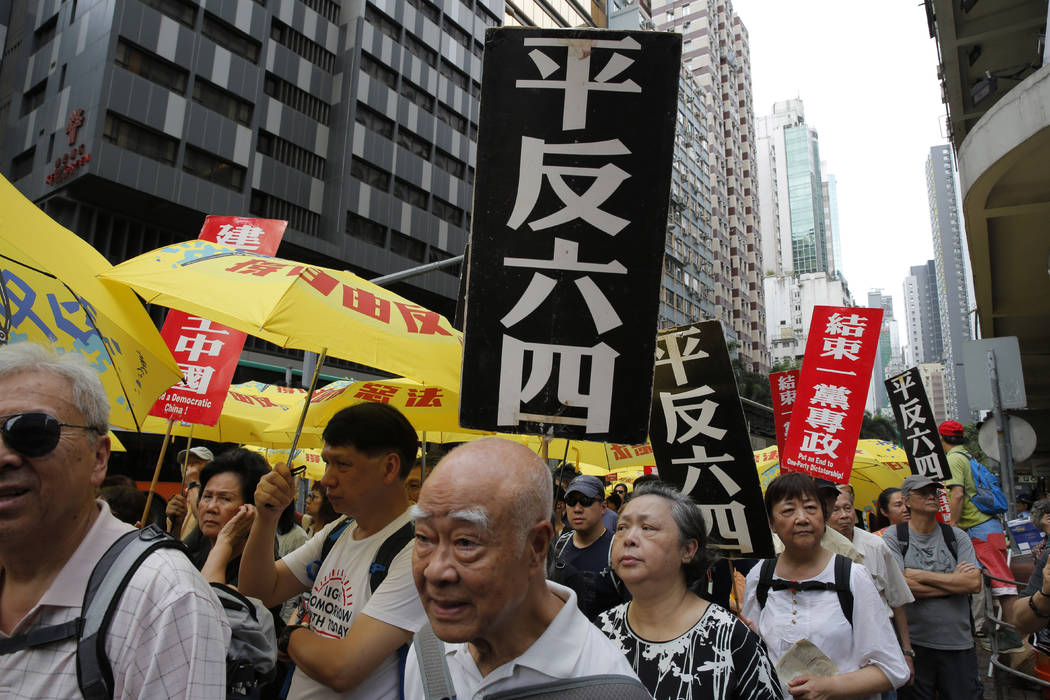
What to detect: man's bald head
<box><xmin>418</xmin><ymin>438</ymin><xmax>552</xmax><ymax>546</ymax></box>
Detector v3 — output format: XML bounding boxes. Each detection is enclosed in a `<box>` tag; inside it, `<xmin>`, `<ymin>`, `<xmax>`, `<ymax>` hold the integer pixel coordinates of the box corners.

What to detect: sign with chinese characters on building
<box><xmin>458</xmin><ymin>28</ymin><xmax>681</xmax><ymax>444</ymax></box>
<box><xmin>886</xmin><ymin>368</ymin><xmax>950</xmax><ymax>480</ymax></box>
<box><xmin>149</xmin><ymin>217</ymin><xmax>286</xmax><ymax>425</ymax></box>
<box><xmin>769</xmin><ymin>369</ymin><xmax>799</xmax><ymax>455</ymax></box>
<box><xmin>780</xmin><ymin>306</ymin><xmax>884</xmax><ymax>484</ymax></box>
<box><xmin>648</xmin><ymin>321</ymin><xmax>774</xmax><ymax>559</ymax></box>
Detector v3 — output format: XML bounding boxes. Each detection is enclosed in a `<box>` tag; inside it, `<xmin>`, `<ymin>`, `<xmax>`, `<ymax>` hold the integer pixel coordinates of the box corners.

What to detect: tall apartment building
<box><xmin>608</xmin><ymin>3</ymin><xmax>715</xmax><ymax>328</ymax></box>
<box><xmin>650</xmin><ymin>0</ymin><xmax>767</xmax><ymax>372</ymax></box>
<box><xmin>757</xmin><ymin>99</ymin><xmax>850</xmax><ymax>367</ymax></box>
<box><xmin>926</xmin><ymin>144</ymin><xmax>974</xmax><ymax>421</ymax></box>
<box><xmin>0</xmin><ymin>0</ymin><xmax>496</xmax><ymax>376</ymax></box>
<box><xmin>865</xmin><ymin>289</ymin><xmax>904</xmax><ymax>415</ymax></box>
<box><xmin>504</xmin><ymin>0</ymin><xmax>604</xmax><ymax>27</ymax></box>
<box><xmin>902</xmin><ymin>259</ymin><xmax>944</xmax><ymax>367</ymax></box>
<box><xmin>918</xmin><ymin>362</ymin><xmax>949</xmax><ymax>424</ymax></box>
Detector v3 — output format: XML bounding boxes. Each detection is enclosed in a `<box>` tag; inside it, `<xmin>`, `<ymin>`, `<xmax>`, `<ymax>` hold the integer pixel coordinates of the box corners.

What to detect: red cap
<box><xmin>938</xmin><ymin>420</ymin><xmax>965</xmax><ymax>438</ymax></box>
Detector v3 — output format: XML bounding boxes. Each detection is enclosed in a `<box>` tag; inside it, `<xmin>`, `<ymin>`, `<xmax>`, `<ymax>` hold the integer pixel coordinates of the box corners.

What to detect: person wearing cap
<box><xmin>939</xmin><ymin>419</ymin><xmax>1017</xmax><ymax>624</ymax></box>
<box><xmin>547</xmin><ymin>475</ymin><xmax>628</xmax><ymax>621</ymax></box>
<box><xmin>1015</xmin><ymin>489</ymin><xmax>1034</xmax><ymax>520</ymax></box>
<box><xmin>165</xmin><ymin>445</ymin><xmax>214</xmax><ymax>538</ymax></box>
<box><xmin>882</xmin><ymin>474</ymin><xmax>983</xmax><ymax>699</ymax></box>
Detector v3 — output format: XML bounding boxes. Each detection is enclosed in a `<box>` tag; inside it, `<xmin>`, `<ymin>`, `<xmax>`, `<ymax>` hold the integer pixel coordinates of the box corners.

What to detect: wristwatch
<box><xmin>901</xmin><ymin>649</ymin><xmax>916</xmax><ymax>658</ymax></box>
<box><xmin>186</xmin><ymin>481</ymin><xmax>201</xmax><ymax>492</ymax></box>
<box><xmin>279</xmin><ymin>624</ymin><xmax>309</xmax><ymax>655</ymax></box>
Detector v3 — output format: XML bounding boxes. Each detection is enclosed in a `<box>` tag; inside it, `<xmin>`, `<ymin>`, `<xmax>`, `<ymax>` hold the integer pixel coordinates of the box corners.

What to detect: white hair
<box><xmin>0</xmin><ymin>342</ymin><xmax>109</xmax><ymax>429</ymax></box>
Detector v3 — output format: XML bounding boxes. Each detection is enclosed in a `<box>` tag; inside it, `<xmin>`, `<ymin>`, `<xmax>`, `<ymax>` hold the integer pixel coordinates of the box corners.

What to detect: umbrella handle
<box><xmin>288</xmin><ymin>347</ymin><xmax>326</xmax><ymax>479</ymax></box>
<box><xmin>141</xmin><ymin>419</ymin><xmax>175</xmax><ymax>527</ymax></box>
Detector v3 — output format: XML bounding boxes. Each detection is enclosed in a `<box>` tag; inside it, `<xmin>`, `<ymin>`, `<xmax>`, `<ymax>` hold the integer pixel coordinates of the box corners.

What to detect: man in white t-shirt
<box><xmin>239</xmin><ymin>402</ymin><xmax>426</xmax><ymax>699</ymax></box>
<box><xmin>405</xmin><ymin>438</ymin><xmax>642</xmax><ymax>699</ymax></box>
<box><xmin>829</xmin><ymin>487</ymin><xmax>917</xmax><ymax>691</ymax></box>
<box><xmin>0</xmin><ymin>342</ymin><xmax>229</xmax><ymax>698</ymax></box>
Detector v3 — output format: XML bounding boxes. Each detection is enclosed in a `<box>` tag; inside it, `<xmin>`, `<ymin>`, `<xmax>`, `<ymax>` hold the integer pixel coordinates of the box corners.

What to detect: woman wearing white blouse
<box><xmin>742</xmin><ymin>473</ymin><xmax>909</xmax><ymax>700</ymax></box>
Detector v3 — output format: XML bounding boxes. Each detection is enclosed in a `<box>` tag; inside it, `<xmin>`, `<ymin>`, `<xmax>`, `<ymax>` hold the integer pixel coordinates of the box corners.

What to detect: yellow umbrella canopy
<box><xmin>246</xmin><ymin>445</ymin><xmax>325</xmax><ymax>481</ymax></box>
<box><xmin>0</xmin><ymin>175</ymin><xmax>181</xmax><ymax>429</ymax></box>
<box><xmin>141</xmin><ymin>381</ymin><xmax>306</xmax><ymax>445</ymax></box>
<box><xmin>514</xmin><ymin>435</ymin><xmax>656</xmax><ymax>472</ymax></box>
<box><xmin>752</xmin><ymin>440</ymin><xmax>912</xmax><ymax>517</ymax></box>
<box><xmin>264</xmin><ymin>378</ymin><xmax>488</xmax><ymax>448</ymax></box>
<box><xmin>99</xmin><ymin>239</ymin><xmax>463</xmax><ymax>391</ymax></box>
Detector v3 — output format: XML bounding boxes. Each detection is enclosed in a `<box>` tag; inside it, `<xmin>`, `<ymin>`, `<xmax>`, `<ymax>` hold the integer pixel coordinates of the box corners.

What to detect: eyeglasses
<box><xmin>565</xmin><ymin>494</ymin><xmax>598</xmax><ymax>508</ymax></box>
<box><xmin>305</xmin><ymin>492</ymin><xmax>320</xmax><ymax>501</ymax></box>
<box><xmin>0</xmin><ymin>412</ymin><xmax>102</xmax><ymax>458</ymax></box>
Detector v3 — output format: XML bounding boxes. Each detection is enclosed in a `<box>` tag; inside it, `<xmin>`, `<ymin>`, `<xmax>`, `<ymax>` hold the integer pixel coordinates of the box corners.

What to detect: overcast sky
<box><xmin>730</xmin><ymin>0</ymin><xmax>947</xmax><ymax>332</ymax></box>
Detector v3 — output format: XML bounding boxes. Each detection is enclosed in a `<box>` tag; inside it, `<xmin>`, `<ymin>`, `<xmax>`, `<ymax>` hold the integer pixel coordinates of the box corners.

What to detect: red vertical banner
<box><xmin>780</xmin><ymin>306</ymin><xmax>883</xmax><ymax>484</ymax></box>
<box><xmin>769</xmin><ymin>369</ymin><xmax>799</xmax><ymax>456</ymax></box>
<box><xmin>148</xmin><ymin>217</ymin><xmax>286</xmax><ymax>426</ymax></box>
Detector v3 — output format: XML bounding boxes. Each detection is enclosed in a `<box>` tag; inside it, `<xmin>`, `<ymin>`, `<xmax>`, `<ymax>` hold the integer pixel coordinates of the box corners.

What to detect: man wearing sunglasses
<box><xmin>0</xmin><ymin>342</ymin><xmax>230</xmax><ymax>697</ymax></box>
<box><xmin>548</xmin><ymin>475</ymin><xmax>628</xmax><ymax>621</ymax></box>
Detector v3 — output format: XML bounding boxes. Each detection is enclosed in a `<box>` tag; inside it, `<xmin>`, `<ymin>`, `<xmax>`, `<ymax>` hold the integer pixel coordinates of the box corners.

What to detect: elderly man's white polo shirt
<box><xmin>0</xmin><ymin>502</ymin><xmax>230</xmax><ymax>699</ymax></box>
<box><xmin>403</xmin><ymin>580</ymin><xmax>644</xmax><ymax>700</ymax></box>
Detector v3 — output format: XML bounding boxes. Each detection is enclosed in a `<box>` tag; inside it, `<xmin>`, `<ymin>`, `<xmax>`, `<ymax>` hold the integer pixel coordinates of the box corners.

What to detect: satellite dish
<box><xmin>979</xmin><ymin>416</ymin><xmax>1037</xmax><ymax>463</ymax></box>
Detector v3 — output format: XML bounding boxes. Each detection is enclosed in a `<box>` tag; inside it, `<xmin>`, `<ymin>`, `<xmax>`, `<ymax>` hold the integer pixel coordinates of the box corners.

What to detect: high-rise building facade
<box><xmin>757</xmin><ymin>99</ymin><xmax>850</xmax><ymax>368</ymax></box>
<box><xmin>0</xmin><ymin>0</ymin><xmax>497</xmax><ymax>375</ymax></box>
<box><xmin>865</xmin><ymin>289</ymin><xmax>904</xmax><ymax>415</ymax></box>
<box><xmin>650</xmin><ymin>0</ymin><xmax>767</xmax><ymax>372</ymax></box>
<box><xmin>505</xmin><ymin>0</ymin><xmax>604</xmax><ymax>27</ymax></box>
<box><xmin>903</xmin><ymin>259</ymin><xmax>944</xmax><ymax>367</ymax></box>
<box><xmin>926</xmin><ymin>144</ymin><xmax>974</xmax><ymax>421</ymax></box>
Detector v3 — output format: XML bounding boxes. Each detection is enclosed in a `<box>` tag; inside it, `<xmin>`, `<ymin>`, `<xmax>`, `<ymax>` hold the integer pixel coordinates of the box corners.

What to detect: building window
<box><xmin>346</xmin><ymin>213</ymin><xmax>387</xmax><ymax>247</ymax></box>
<box><xmin>403</xmin><ymin>31</ymin><xmax>437</xmax><ymax>68</ymax></box>
<box><xmin>439</xmin><ymin>59</ymin><xmax>469</xmax><ymax>92</ymax></box>
<box><xmin>271</xmin><ymin>19</ymin><xmax>336</xmax><ymax>72</ymax></box>
<box><xmin>257</xmin><ymin>130</ymin><xmax>325</xmax><ymax>179</ymax></box>
<box><xmin>441</xmin><ymin>16</ymin><xmax>472</xmax><ymax>51</ymax></box>
<box><xmin>433</xmin><ymin>148</ymin><xmax>465</xmax><ymax>179</ymax></box>
<box><xmin>354</xmin><ymin>102</ymin><xmax>394</xmax><ymax>139</ymax></box>
<box><xmin>400</xmin><ymin>79</ymin><xmax>434</xmax><ymax>111</ymax></box>
<box><xmin>389</xmin><ymin>229</ymin><xmax>426</xmax><ymax>262</ymax></box>
<box><xmin>431</xmin><ymin>196</ymin><xmax>463</xmax><ymax>227</ymax></box>
<box><xmin>251</xmin><ymin>189</ymin><xmax>320</xmax><ymax>235</ymax></box>
<box><xmin>350</xmin><ymin>157</ymin><xmax>391</xmax><ymax>190</ymax></box>
<box><xmin>396</xmin><ymin>127</ymin><xmax>431</xmax><ymax>160</ymax></box>
<box><xmin>115</xmin><ymin>39</ymin><xmax>189</xmax><ymax>94</ymax></box>
<box><xmin>405</xmin><ymin>0</ymin><xmax>440</xmax><ymax>23</ymax></box>
<box><xmin>394</xmin><ymin>177</ymin><xmax>427</xmax><ymax>209</ymax></box>
<box><xmin>360</xmin><ymin>52</ymin><xmax>398</xmax><ymax>90</ymax></box>
<box><xmin>103</xmin><ymin>111</ymin><xmax>179</xmax><ymax>165</ymax></box>
<box><xmin>364</xmin><ymin>5</ymin><xmax>400</xmax><ymax>42</ymax></box>
<box><xmin>183</xmin><ymin>145</ymin><xmax>246</xmax><ymax>190</ymax></box>
<box><xmin>435</xmin><ymin>102</ymin><xmax>466</xmax><ymax>133</ymax></box>
<box><xmin>20</xmin><ymin>79</ymin><xmax>47</xmax><ymax>116</ymax></box>
<box><xmin>10</xmin><ymin>147</ymin><xmax>35</xmax><ymax>181</ymax></box>
<box><xmin>138</xmin><ymin>0</ymin><xmax>198</xmax><ymax>28</ymax></box>
<box><xmin>202</xmin><ymin>12</ymin><xmax>261</xmax><ymax>63</ymax></box>
<box><xmin>193</xmin><ymin>78</ymin><xmax>252</xmax><ymax>125</ymax></box>
<box><xmin>264</xmin><ymin>72</ymin><xmax>330</xmax><ymax>124</ymax></box>
<box><xmin>33</xmin><ymin>14</ymin><xmax>58</xmax><ymax>52</ymax></box>
<box><xmin>299</xmin><ymin>0</ymin><xmax>340</xmax><ymax>23</ymax></box>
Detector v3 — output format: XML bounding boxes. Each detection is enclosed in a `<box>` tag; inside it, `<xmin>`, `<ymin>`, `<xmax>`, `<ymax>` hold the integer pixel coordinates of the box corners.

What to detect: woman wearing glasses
<box><xmin>304</xmin><ymin>481</ymin><xmax>338</xmax><ymax>536</ymax></box>
<box><xmin>598</xmin><ymin>482</ymin><xmax>783</xmax><ymax>699</ymax></box>
<box><xmin>196</xmin><ymin>448</ymin><xmax>269</xmax><ymax>586</ymax></box>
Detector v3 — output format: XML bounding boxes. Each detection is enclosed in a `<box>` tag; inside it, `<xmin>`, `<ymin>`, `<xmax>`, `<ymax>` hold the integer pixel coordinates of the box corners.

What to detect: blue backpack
<box><xmin>962</xmin><ymin>450</ymin><xmax>1009</xmax><ymax>515</ymax></box>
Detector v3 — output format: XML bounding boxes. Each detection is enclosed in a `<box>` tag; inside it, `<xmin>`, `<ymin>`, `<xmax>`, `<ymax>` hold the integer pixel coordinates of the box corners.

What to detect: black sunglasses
<box><xmin>0</xmin><ymin>412</ymin><xmax>101</xmax><ymax>458</ymax></box>
<box><xmin>565</xmin><ymin>494</ymin><xmax>599</xmax><ymax>508</ymax></box>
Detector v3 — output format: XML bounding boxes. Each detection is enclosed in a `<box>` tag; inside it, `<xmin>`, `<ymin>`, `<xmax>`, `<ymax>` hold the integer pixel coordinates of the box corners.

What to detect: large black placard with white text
<box><xmin>649</xmin><ymin>322</ymin><xmax>775</xmax><ymax>559</ymax></box>
<box><xmin>886</xmin><ymin>368</ymin><xmax>951</xmax><ymax>480</ymax></box>
<box><xmin>459</xmin><ymin>28</ymin><xmax>681</xmax><ymax>443</ymax></box>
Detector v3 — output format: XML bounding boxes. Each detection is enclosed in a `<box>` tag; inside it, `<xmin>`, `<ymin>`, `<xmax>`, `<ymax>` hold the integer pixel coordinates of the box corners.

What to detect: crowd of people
<box><xmin>2</xmin><ymin>341</ymin><xmax>1045</xmax><ymax>700</ymax></box>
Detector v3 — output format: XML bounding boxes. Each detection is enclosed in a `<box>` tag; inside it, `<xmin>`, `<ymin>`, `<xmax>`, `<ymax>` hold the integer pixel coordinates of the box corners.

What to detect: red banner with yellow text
<box><xmin>780</xmin><ymin>306</ymin><xmax>883</xmax><ymax>484</ymax></box>
<box><xmin>769</xmin><ymin>369</ymin><xmax>799</xmax><ymax>456</ymax></box>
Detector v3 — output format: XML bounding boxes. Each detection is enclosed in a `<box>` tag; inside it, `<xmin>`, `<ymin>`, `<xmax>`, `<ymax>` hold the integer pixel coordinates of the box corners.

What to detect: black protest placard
<box><xmin>458</xmin><ymin>28</ymin><xmax>681</xmax><ymax>444</ymax></box>
<box><xmin>886</xmin><ymin>368</ymin><xmax>950</xmax><ymax>480</ymax></box>
<box><xmin>649</xmin><ymin>321</ymin><xmax>775</xmax><ymax>559</ymax></box>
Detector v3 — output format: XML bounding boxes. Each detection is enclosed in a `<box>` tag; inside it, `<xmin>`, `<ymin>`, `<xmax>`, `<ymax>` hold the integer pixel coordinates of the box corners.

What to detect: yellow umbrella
<box><xmin>98</xmin><ymin>239</ymin><xmax>463</xmax><ymax>391</ymax></box>
<box><xmin>515</xmin><ymin>435</ymin><xmax>656</xmax><ymax>472</ymax></box>
<box><xmin>246</xmin><ymin>445</ymin><xmax>325</xmax><ymax>481</ymax></box>
<box><xmin>263</xmin><ymin>378</ymin><xmax>487</xmax><ymax>448</ymax></box>
<box><xmin>141</xmin><ymin>381</ymin><xmax>306</xmax><ymax>445</ymax></box>
<box><xmin>0</xmin><ymin>175</ymin><xmax>181</xmax><ymax>429</ymax></box>
<box><xmin>108</xmin><ymin>431</ymin><xmax>126</xmax><ymax>452</ymax></box>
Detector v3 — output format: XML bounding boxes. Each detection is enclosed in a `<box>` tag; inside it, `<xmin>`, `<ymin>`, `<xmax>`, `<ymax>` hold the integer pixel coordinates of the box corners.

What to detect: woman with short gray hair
<box><xmin>598</xmin><ymin>481</ymin><xmax>783</xmax><ymax>699</ymax></box>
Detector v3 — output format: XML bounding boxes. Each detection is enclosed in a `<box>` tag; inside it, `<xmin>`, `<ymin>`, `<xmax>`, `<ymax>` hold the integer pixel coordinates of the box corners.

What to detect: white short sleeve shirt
<box><xmin>0</xmin><ymin>502</ymin><xmax>231</xmax><ymax>699</ymax></box>
<box><xmin>850</xmin><ymin>527</ymin><xmax>915</xmax><ymax>612</ymax></box>
<box><xmin>402</xmin><ymin>581</ymin><xmax>646</xmax><ymax>700</ymax></box>
<box><xmin>280</xmin><ymin>510</ymin><xmax>426</xmax><ymax>700</ymax></box>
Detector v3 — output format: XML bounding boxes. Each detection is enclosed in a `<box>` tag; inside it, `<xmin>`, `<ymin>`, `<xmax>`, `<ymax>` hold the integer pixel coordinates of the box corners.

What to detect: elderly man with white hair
<box><xmin>403</xmin><ymin>437</ymin><xmax>644</xmax><ymax>699</ymax></box>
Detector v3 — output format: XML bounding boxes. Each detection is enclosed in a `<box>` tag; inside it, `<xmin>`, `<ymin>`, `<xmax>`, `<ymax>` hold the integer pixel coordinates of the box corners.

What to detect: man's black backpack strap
<box><xmin>896</xmin><ymin>522</ymin><xmax>957</xmax><ymax>561</ymax></box>
<box><xmin>370</xmin><ymin>522</ymin><xmax>415</xmax><ymax>593</ymax></box>
<box><xmin>78</xmin><ymin>524</ymin><xmax>182</xmax><ymax>700</ymax></box>
<box><xmin>755</xmin><ymin>554</ymin><xmax>854</xmax><ymax>626</ymax></box>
